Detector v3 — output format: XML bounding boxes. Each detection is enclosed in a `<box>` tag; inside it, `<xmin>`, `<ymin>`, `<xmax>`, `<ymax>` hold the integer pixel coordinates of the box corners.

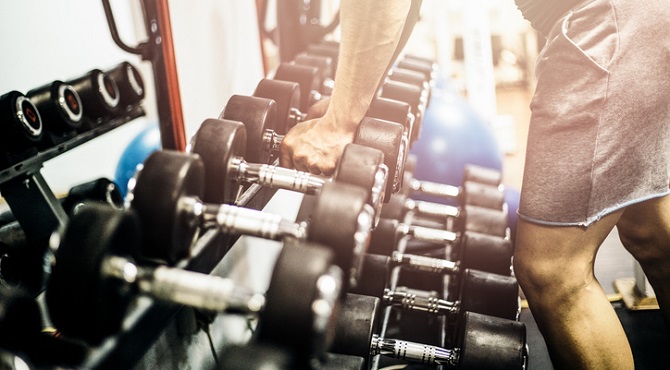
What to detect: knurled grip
<box><xmin>245</xmin><ymin>163</ymin><xmax>326</xmax><ymax>194</ymax></box>
<box><xmin>215</xmin><ymin>204</ymin><xmax>300</xmax><ymax>240</ymax></box>
<box><xmin>409</xmin><ymin>178</ymin><xmax>460</xmax><ymax>199</ymax></box>
<box><xmin>414</xmin><ymin>200</ymin><xmax>460</xmax><ymax>219</ymax></box>
<box><xmin>408</xmin><ymin>224</ymin><xmax>457</xmax><ymax>244</ymax></box>
<box><xmin>371</xmin><ymin>335</ymin><xmax>457</xmax><ymax>366</ymax></box>
<box><xmin>142</xmin><ymin>266</ymin><xmax>261</xmax><ymax>313</ymax></box>
<box><xmin>392</xmin><ymin>251</ymin><xmax>458</xmax><ymax>275</ymax></box>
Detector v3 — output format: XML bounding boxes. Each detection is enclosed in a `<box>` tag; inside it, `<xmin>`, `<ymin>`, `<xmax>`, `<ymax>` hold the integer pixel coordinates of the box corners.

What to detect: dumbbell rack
<box><xmin>370</xmin><ymin>213</ymin><xmax>449</xmax><ymax>370</ymax></box>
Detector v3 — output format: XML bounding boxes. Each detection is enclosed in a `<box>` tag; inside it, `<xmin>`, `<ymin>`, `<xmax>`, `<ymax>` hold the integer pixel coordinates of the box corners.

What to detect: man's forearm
<box><xmin>326</xmin><ymin>0</ymin><xmax>412</xmax><ymax>132</ymax></box>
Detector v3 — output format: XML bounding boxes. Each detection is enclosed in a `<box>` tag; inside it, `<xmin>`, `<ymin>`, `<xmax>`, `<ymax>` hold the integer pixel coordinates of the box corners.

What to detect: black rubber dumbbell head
<box><xmin>128</xmin><ymin>150</ymin><xmax>205</xmax><ymax>264</ymax></box>
<box><xmin>220</xmin><ymin>95</ymin><xmax>277</xmax><ymax>164</ymax></box>
<box><xmin>274</xmin><ymin>63</ymin><xmax>320</xmax><ymax>112</ymax></box>
<box><xmin>105</xmin><ymin>61</ymin><xmax>145</xmax><ymax>109</ymax></box>
<box><xmin>457</xmin><ymin>269</ymin><xmax>520</xmax><ymax>321</ymax></box>
<box><xmin>253</xmin><ymin>79</ymin><xmax>300</xmax><ymax>134</ymax></box>
<box><xmin>307</xmin><ymin>182</ymin><xmax>373</xmax><ymax>289</ymax></box>
<box><xmin>355</xmin><ymin>118</ymin><xmax>405</xmax><ymax>200</ymax></box>
<box><xmin>458</xmin><ymin>311</ymin><xmax>528</xmax><ymax>370</ymax></box>
<box><xmin>191</xmin><ymin>118</ymin><xmax>246</xmax><ymax>204</ymax></box>
<box><xmin>258</xmin><ymin>240</ymin><xmax>341</xmax><ymax>361</ymax></box>
<box><xmin>26</xmin><ymin>81</ymin><xmax>83</xmax><ymax>140</ymax></box>
<box><xmin>45</xmin><ymin>204</ymin><xmax>140</xmax><ymax>344</ymax></box>
<box><xmin>66</xmin><ymin>69</ymin><xmax>120</xmax><ymax>124</ymax></box>
<box><xmin>330</xmin><ymin>293</ymin><xmax>380</xmax><ymax>364</ymax></box>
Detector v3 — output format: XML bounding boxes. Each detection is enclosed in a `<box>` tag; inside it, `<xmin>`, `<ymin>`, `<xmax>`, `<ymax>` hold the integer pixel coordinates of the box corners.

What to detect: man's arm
<box><xmin>279</xmin><ymin>0</ymin><xmax>411</xmax><ymax>175</ymax></box>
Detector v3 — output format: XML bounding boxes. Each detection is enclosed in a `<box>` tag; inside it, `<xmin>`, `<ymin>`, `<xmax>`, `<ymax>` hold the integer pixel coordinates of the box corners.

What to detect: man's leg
<box><xmin>514</xmin><ymin>210</ymin><xmax>634</xmax><ymax>370</ymax></box>
<box><xmin>616</xmin><ymin>195</ymin><xmax>670</xmax><ymax>329</ymax></box>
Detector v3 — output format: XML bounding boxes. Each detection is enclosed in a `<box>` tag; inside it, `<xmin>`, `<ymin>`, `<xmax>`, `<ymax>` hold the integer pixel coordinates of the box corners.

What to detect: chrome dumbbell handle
<box><xmin>403</xmin><ymin>198</ymin><xmax>460</xmax><ymax>221</ymax></box>
<box><xmin>103</xmin><ymin>256</ymin><xmax>264</xmax><ymax>313</ymax></box>
<box><xmin>383</xmin><ymin>287</ymin><xmax>456</xmax><ymax>316</ymax></box>
<box><xmin>371</xmin><ymin>335</ymin><xmax>458</xmax><ymax>366</ymax></box>
<box><xmin>235</xmin><ymin>159</ymin><xmax>327</xmax><ymax>195</ymax></box>
<box><xmin>397</xmin><ymin>223</ymin><xmax>458</xmax><ymax>245</ymax></box>
<box><xmin>408</xmin><ymin>178</ymin><xmax>460</xmax><ymax>199</ymax></box>
<box><xmin>391</xmin><ymin>251</ymin><xmax>458</xmax><ymax>275</ymax></box>
<box><xmin>199</xmin><ymin>201</ymin><xmax>304</xmax><ymax>241</ymax></box>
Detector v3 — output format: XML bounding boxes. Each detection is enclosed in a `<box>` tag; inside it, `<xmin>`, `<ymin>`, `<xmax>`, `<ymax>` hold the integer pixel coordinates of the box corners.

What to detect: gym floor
<box><xmin>497</xmin><ymin>85</ymin><xmax>670</xmax><ymax>370</ymax></box>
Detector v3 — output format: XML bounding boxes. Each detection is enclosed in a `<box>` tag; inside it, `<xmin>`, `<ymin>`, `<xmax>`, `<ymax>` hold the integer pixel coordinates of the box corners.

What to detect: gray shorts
<box><xmin>519</xmin><ymin>0</ymin><xmax>670</xmax><ymax>226</ymax></box>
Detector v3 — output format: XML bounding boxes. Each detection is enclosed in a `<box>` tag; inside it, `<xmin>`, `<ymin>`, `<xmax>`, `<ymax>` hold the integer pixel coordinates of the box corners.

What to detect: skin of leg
<box><xmin>514</xmin><ymin>210</ymin><xmax>634</xmax><ymax>370</ymax></box>
<box><xmin>616</xmin><ymin>195</ymin><xmax>670</xmax><ymax>330</ymax></box>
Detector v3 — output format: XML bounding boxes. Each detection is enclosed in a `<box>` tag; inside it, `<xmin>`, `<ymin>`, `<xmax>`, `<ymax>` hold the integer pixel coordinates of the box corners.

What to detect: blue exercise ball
<box><xmin>114</xmin><ymin>123</ymin><xmax>161</xmax><ymax>197</ymax></box>
<box><xmin>410</xmin><ymin>88</ymin><xmax>503</xmax><ymax>204</ymax></box>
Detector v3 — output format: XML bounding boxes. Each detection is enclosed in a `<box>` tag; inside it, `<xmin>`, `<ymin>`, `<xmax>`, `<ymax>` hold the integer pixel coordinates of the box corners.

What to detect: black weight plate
<box><xmin>367</xmin><ymin>96</ymin><xmax>413</xmax><ymax>141</ymax></box>
<box><xmin>355</xmin><ymin>118</ymin><xmax>405</xmax><ymax>199</ymax></box>
<box><xmin>458</xmin><ymin>311</ymin><xmax>527</xmax><ymax>370</ymax></box>
<box><xmin>26</xmin><ymin>81</ymin><xmax>83</xmax><ymax>136</ymax></box>
<box><xmin>0</xmin><ymin>91</ymin><xmax>43</xmax><ymax>148</ymax></box>
<box><xmin>66</xmin><ymin>69</ymin><xmax>120</xmax><ymax>121</ymax></box>
<box><xmin>349</xmin><ymin>253</ymin><xmax>390</xmax><ymax>299</ymax></box>
<box><xmin>463</xmin><ymin>164</ymin><xmax>502</xmax><ymax>186</ymax></box>
<box><xmin>293</xmin><ymin>53</ymin><xmax>333</xmax><ymax>82</ymax></box>
<box><xmin>367</xmin><ymin>218</ymin><xmax>399</xmax><ymax>256</ymax></box>
<box><xmin>459</xmin><ymin>269</ymin><xmax>520</xmax><ymax>320</ymax></box>
<box><xmin>45</xmin><ymin>205</ymin><xmax>140</xmax><ymax>344</ymax></box>
<box><xmin>0</xmin><ymin>285</ymin><xmax>41</xmax><ymax>350</ymax></box>
<box><xmin>461</xmin><ymin>205</ymin><xmax>508</xmax><ymax>237</ymax></box>
<box><xmin>274</xmin><ymin>63</ymin><xmax>320</xmax><ymax>112</ymax></box>
<box><xmin>221</xmin><ymin>95</ymin><xmax>277</xmax><ymax>164</ymax></box>
<box><xmin>253</xmin><ymin>79</ymin><xmax>301</xmax><ymax>134</ymax></box>
<box><xmin>331</xmin><ymin>293</ymin><xmax>380</xmax><ymax>362</ymax></box>
<box><xmin>460</xmin><ymin>231</ymin><xmax>513</xmax><ymax>276</ymax></box>
<box><xmin>335</xmin><ymin>143</ymin><xmax>386</xmax><ymax>215</ymax></box>
<box><xmin>307</xmin><ymin>182</ymin><xmax>371</xmax><ymax>288</ymax></box>
<box><xmin>379</xmin><ymin>193</ymin><xmax>406</xmax><ymax>221</ymax></box>
<box><xmin>130</xmin><ymin>150</ymin><xmax>204</xmax><ymax>264</ymax></box>
<box><xmin>191</xmin><ymin>118</ymin><xmax>246</xmax><ymax>204</ymax></box>
<box><xmin>258</xmin><ymin>240</ymin><xmax>337</xmax><ymax>361</ymax></box>
<box><xmin>462</xmin><ymin>181</ymin><xmax>505</xmax><ymax>210</ymax></box>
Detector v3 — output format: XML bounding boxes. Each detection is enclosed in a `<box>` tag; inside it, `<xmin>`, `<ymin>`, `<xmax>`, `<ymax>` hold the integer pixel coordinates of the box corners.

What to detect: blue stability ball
<box><xmin>410</xmin><ymin>88</ymin><xmax>503</xmax><ymax>204</ymax></box>
<box><xmin>114</xmin><ymin>123</ymin><xmax>161</xmax><ymax>197</ymax></box>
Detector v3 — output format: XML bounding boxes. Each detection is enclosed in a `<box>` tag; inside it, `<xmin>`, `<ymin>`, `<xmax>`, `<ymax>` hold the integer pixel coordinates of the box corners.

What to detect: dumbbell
<box><xmin>0</xmin><ymin>91</ymin><xmax>42</xmax><ymax>170</ymax></box>
<box><xmin>45</xmin><ymin>203</ymin><xmax>343</xmax><ymax>362</ymax></box>
<box><xmin>291</xmin><ymin>53</ymin><xmax>335</xmax><ymax>94</ymax></box>
<box><xmin>25</xmin><ymin>80</ymin><xmax>83</xmax><ymax>148</ymax></box>
<box><xmin>191</xmin><ymin>119</ymin><xmax>387</xmax><ymax>228</ymax></box>
<box><xmin>219</xmin><ymin>94</ymin><xmax>406</xmax><ymax>199</ymax></box>
<box><xmin>367</xmin><ymin>218</ymin><xmax>513</xmax><ymax>274</ymax></box>
<box><xmin>104</xmin><ymin>61</ymin><xmax>145</xmax><ymax>111</ymax></box>
<box><xmin>403</xmin><ymin>160</ymin><xmax>505</xmax><ymax>210</ymax></box>
<box><xmin>352</xmin><ymin>262</ymin><xmax>519</xmax><ymax>322</ymax></box>
<box><xmin>273</xmin><ymin>62</ymin><xmax>322</xmax><ymax>112</ymax></box>
<box><xmin>381</xmin><ymin>193</ymin><xmax>510</xmax><ymax>238</ymax></box>
<box><xmin>0</xmin><ymin>285</ymin><xmax>87</xmax><ymax>367</ymax></box>
<box><xmin>64</xmin><ymin>69</ymin><xmax>120</xmax><ymax>130</ymax></box>
<box><xmin>331</xmin><ymin>294</ymin><xmax>527</xmax><ymax>369</ymax></box>
<box><xmin>127</xmin><ymin>150</ymin><xmax>373</xmax><ymax>289</ymax></box>
<box><xmin>379</xmin><ymin>79</ymin><xmax>426</xmax><ymax>144</ymax></box>
<box><xmin>254</xmin><ymin>78</ymin><xmax>415</xmax><ymax>143</ymax></box>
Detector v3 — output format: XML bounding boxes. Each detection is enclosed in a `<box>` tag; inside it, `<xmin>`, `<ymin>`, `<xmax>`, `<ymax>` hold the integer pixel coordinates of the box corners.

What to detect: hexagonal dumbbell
<box><xmin>330</xmin><ymin>294</ymin><xmax>527</xmax><ymax>369</ymax></box>
<box><xmin>46</xmin><ymin>203</ymin><xmax>342</xmax><ymax>362</ymax></box>
<box><xmin>190</xmin><ymin>118</ymin><xmax>387</xmax><ymax>228</ymax></box>
<box><xmin>127</xmin><ymin>150</ymin><xmax>373</xmax><ymax>289</ymax></box>
<box><xmin>218</xmin><ymin>94</ymin><xmax>406</xmax><ymax>200</ymax></box>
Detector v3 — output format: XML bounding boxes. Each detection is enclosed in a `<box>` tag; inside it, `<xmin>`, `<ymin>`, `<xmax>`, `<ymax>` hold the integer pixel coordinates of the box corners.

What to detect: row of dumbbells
<box><xmin>0</xmin><ymin>61</ymin><xmax>145</xmax><ymax>171</ymax></box>
<box><xmin>0</xmin><ymin>48</ymin><xmax>524</xmax><ymax>369</ymax></box>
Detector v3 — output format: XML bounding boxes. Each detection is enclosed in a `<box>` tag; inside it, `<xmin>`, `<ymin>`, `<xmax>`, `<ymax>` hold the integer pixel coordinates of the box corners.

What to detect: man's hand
<box><xmin>279</xmin><ymin>113</ymin><xmax>355</xmax><ymax>176</ymax></box>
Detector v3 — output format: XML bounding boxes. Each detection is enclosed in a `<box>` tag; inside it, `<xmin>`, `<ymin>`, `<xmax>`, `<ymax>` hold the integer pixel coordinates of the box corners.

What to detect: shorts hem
<box><xmin>517</xmin><ymin>190</ymin><xmax>670</xmax><ymax>227</ymax></box>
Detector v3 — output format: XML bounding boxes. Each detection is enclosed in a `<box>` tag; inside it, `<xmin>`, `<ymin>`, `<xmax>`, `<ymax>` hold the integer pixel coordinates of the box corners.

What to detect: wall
<box><xmin>0</xmin><ymin>0</ymin><xmax>264</xmax><ymax>197</ymax></box>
